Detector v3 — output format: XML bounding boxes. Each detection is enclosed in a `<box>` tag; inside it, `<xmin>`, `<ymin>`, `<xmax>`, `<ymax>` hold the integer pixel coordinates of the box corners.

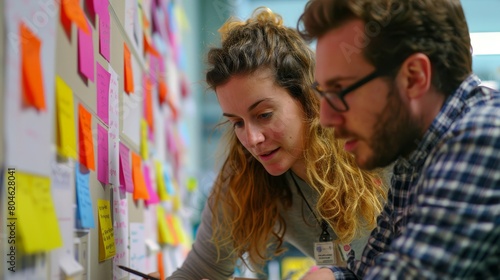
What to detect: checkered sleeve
<box><xmin>365</xmin><ymin>107</ymin><xmax>500</xmax><ymax>279</ymax></box>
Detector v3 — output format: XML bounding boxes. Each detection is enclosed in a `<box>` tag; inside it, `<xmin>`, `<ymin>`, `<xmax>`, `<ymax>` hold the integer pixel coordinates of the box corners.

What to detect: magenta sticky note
<box><xmin>85</xmin><ymin>0</ymin><xmax>96</xmax><ymax>17</ymax></box>
<box><xmin>78</xmin><ymin>19</ymin><xmax>94</xmax><ymax>82</ymax></box>
<box><xmin>97</xmin><ymin>124</ymin><xmax>109</xmax><ymax>184</ymax></box>
<box><xmin>144</xmin><ymin>165</ymin><xmax>159</xmax><ymax>206</ymax></box>
<box><xmin>96</xmin><ymin>62</ymin><xmax>110</xmax><ymax>125</ymax></box>
<box><xmin>98</xmin><ymin>7</ymin><xmax>110</xmax><ymax>62</ymax></box>
<box><xmin>119</xmin><ymin>142</ymin><xmax>134</xmax><ymax>193</ymax></box>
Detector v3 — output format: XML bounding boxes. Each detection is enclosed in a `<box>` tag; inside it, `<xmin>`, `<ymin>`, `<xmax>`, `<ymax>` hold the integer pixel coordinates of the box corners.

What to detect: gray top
<box><xmin>168</xmin><ymin>172</ymin><xmax>368</xmax><ymax>279</ymax></box>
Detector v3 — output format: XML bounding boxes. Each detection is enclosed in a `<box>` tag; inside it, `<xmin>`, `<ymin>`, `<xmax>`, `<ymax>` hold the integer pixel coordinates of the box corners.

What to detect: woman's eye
<box><xmin>232</xmin><ymin>120</ymin><xmax>243</xmax><ymax>128</ymax></box>
<box><xmin>259</xmin><ymin>112</ymin><xmax>272</xmax><ymax>119</ymax></box>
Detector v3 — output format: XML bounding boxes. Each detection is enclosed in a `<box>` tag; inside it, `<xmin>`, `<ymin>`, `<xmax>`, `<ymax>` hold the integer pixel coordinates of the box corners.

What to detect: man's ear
<box><xmin>399</xmin><ymin>53</ymin><xmax>432</xmax><ymax>99</ymax></box>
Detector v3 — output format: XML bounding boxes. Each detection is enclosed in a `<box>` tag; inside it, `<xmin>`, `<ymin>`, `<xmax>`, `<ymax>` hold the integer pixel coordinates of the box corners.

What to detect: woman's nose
<box><xmin>245</xmin><ymin>125</ymin><xmax>265</xmax><ymax>147</ymax></box>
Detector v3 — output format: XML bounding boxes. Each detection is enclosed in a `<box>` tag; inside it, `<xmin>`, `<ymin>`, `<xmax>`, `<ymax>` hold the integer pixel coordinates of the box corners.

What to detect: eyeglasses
<box><xmin>312</xmin><ymin>70</ymin><xmax>381</xmax><ymax>112</ymax></box>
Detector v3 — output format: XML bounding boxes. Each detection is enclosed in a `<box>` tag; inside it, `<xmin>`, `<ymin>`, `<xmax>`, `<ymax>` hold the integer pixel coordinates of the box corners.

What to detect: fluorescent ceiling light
<box><xmin>470</xmin><ymin>32</ymin><xmax>500</xmax><ymax>56</ymax></box>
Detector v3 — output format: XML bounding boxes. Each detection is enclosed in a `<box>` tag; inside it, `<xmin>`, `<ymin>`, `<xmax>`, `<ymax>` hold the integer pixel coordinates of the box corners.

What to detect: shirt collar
<box><xmin>393</xmin><ymin>74</ymin><xmax>481</xmax><ymax>174</ymax></box>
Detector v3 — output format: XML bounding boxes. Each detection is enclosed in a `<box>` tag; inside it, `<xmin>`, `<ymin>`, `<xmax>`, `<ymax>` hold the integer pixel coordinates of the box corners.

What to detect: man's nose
<box><xmin>319</xmin><ymin>98</ymin><xmax>345</xmax><ymax>128</ymax></box>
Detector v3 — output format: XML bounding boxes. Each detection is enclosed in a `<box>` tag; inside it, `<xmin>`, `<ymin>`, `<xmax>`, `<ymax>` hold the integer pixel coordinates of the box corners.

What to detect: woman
<box><xmin>165</xmin><ymin>7</ymin><xmax>386</xmax><ymax>279</ymax></box>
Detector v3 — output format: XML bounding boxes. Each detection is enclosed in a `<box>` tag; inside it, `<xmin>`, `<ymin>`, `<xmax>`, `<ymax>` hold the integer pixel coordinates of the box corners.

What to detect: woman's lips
<box><xmin>259</xmin><ymin>147</ymin><xmax>279</xmax><ymax>161</ymax></box>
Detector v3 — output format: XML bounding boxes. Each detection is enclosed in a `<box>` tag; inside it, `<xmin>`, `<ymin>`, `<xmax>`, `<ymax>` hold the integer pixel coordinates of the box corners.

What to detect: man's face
<box><xmin>315</xmin><ymin>19</ymin><xmax>421</xmax><ymax>170</ymax></box>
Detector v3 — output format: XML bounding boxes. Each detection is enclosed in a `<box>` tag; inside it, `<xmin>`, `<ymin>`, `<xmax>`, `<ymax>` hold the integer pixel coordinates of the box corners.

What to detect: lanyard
<box><xmin>290</xmin><ymin>172</ymin><xmax>332</xmax><ymax>242</ymax></box>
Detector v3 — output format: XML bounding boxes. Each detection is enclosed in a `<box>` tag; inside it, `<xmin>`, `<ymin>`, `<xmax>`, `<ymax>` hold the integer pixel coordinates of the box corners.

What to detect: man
<box><xmin>298</xmin><ymin>0</ymin><xmax>500</xmax><ymax>279</ymax></box>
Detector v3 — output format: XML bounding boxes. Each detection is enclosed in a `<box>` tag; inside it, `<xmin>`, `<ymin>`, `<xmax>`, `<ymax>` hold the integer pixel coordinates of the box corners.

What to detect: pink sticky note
<box><xmin>148</xmin><ymin>55</ymin><xmax>160</xmax><ymax>83</ymax></box>
<box><xmin>144</xmin><ymin>165</ymin><xmax>159</xmax><ymax>206</ymax></box>
<box><xmin>119</xmin><ymin>142</ymin><xmax>134</xmax><ymax>193</ymax></box>
<box><xmin>85</xmin><ymin>0</ymin><xmax>96</xmax><ymax>18</ymax></box>
<box><xmin>78</xmin><ymin>18</ymin><xmax>94</xmax><ymax>82</ymax></box>
<box><xmin>96</xmin><ymin>62</ymin><xmax>110</xmax><ymax>125</ymax></box>
<box><xmin>98</xmin><ymin>6</ymin><xmax>110</xmax><ymax>62</ymax></box>
<box><xmin>97</xmin><ymin>124</ymin><xmax>109</xmax><ymax>184</ymax></box>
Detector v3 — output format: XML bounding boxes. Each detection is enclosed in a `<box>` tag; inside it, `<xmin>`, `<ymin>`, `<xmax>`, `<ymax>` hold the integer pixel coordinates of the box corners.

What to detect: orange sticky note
<box><xmin>131</xmin><ymin>152</ymin><xmax>149</xmax><ymax>200</ymax></box>
<box><xmin>158</xmin><ymin>80</ymin><xmax>168</xmax><ymax>105</ymax></box>
<box><xmin>142</xmin><ymin>10</ymin><xmax>150</xmax><ymax>30</ymax></box>
<box><xmin>61</xmin><ymin>0</ymin><xmax>90</xmax><ymax>35</ymax></box>
<box><xmin>165</xmin><ymin>214</ymin><xmax>180</xmax><ymax>245</ymax></box>
<box><xmin>157</xmin><ymin>252</ymin><xmax>165</xmax><ymax>280</ymax></box>
<box><xmin>166</xmin><ymin>98</ymin><xmax>178</xmax><ymax>121</ymax></box>
<box><xmin>143</xmin><ymin>34</ymin><xmax>160</xmax><ymax>57</ymax></box>
<box><xmin>144</xmin><ymin>77</ymin><xmax>154</xmax><ymax>131</ymax></box>
<box><xmin>78</xmin><ymin>104</ymin><xmax>96</xmax><ymax>170</ymax></box>
<box><xmin>124</xmin><ymin>43</ymin><xmax>134</xmax><ymax>94</ymax></box>
<box><xmin>20</xmin><ymin>23</ymin><xmax>46</xmax><ymax>111</ymax></box>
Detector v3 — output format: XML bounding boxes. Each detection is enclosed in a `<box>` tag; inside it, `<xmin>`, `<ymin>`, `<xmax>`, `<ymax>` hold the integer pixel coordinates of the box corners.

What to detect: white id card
<box><xmin>313</xmin><ymin>241</ymin><xmax>335</xmax><ymax>265</ymax></box>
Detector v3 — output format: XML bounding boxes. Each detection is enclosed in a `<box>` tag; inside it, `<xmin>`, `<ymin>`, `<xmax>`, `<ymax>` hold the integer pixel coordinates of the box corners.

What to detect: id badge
<box><xmin>313</xmin><ymin>241</ymin><xmax>335</xmax><ymax>265</ymax></box>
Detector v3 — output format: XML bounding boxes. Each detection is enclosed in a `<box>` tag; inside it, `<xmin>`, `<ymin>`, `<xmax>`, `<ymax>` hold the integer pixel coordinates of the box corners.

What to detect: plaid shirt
<box><xmin>332</xmin><ymin>74</ymin><xmax>500</xmax><ymax>279</ymax></box>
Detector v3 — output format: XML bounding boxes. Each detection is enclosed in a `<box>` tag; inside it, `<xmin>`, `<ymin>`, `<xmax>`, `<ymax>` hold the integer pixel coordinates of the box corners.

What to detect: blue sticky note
<box><xmin>75</xmin><ymin>163</ymin><xmax>95</xmax><ymax>228</ymax></box>
<box><xmin>163</xmin><ymin>170</ymin><xmax>176</xmax><ymax>196</ymax></box>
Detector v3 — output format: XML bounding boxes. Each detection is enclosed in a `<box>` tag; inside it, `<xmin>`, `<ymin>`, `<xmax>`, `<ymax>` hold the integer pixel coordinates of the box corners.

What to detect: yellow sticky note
<box><xmin>186</xmin><ymin>177</ymin><xmax>197</xmax><ymax>192</ymax></box>
<box><xmin>16</xmin><ymin>172</ymin><xmax>62</xmax><ymax>253</ymax></box>
<box><xmin>97</xmin><ymin>199</ymin><xmax>116</xmax><ymax>261</ymax></box>
<box><xmin>172</xmin><ymin>215</ymin><xmax>189</xmax><ymax>247</ymax></box>
<box><xmin>156</xmin><ymin>206</ymin><xmax>170</xmax><ymax>244</ymax></box>
<box><xmin>154</xmin><ymin>161</ymin><xmax>168</xmax><ymax>201</ymax></box>
<box><xmin>140</xmin><ymin>119</ymin><xmax>149</xmax><ymax>160</ymax></box>
<box><xmin>55</xmin><ymin>76</ymin><xmax>77</xmax><ymax>158</ymax></box>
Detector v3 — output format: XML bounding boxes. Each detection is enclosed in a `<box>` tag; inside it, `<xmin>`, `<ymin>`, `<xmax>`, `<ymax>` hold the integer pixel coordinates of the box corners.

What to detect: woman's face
<box><xmin>216</xmin><ymin>69</ymin><xmax>307</xmax><ymax>178</ymax></box>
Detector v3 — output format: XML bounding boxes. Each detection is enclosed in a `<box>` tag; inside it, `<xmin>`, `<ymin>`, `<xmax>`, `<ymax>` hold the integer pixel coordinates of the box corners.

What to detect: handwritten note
<box><xmin>20</xmin><ymin>22</ymin><xmax>46</xmax><ymax>111</ymax></box>
<box><xmin>50</xmin><ymin>157</ymin><xmax>77</xmax><ymax>279</ymax></box>
<box><xmin>119</xmin><ymin>142</ymin><xmax>134</xmax><ymax>193</ymax></box>
<box><xmin>108</xmin><ymin>65</ymin><xmax>120</xmax><ymax>186</ymax></box>
<box><xmin>98</xmin><ymin>3</ymin><xmax>111</xmax><ymax>62</ymax></box>
<box><xmin>4</xmin><ymin>0</ymin><xmax>57</xmax><ymax>177</ymax></box>
<box><xmin>55</xmin><ymin>76</ymin><xmax>77</xmax><ymax>158</ymax></box>
<box><xmin>50</xmin><ymin>157</ymin><xmax>76</xmax><ymax>279</ymax></box>
<box><xmin>132</xmin><ymin>152</ymin><xmax>149</xmax><ymax>200</ymax></box>
<box><xmin>98</xmin><ymin>199</ymin><xmax>116</xmax><ymax>261</ymax></box>
<box><xmin>129</xmin><ymin>223</ymin><xmax>146</xmax><ymax>273</ymax></box>
<box><xmin>78</xmin><ymin>104</ymin><xmax>96</xmax><ymax>170</ymax></box>
<box><xmin>16</xmin><ymin>172</ymin><xmax>62</xmax><ymax>253</ymax></box>
<box><xmin>97</xmin><ymin>124</ymin><xmax>109</xmax><ymax>184</ymax></box>
<box><xmin>112</xmin><ymin>186</ymin><xmax>129</xmax><ymax>279</ymax></box>
<box><xmin>78</xmin><ymin>19</ymin><xmax>94</xmax><ymax>82</ymax></box>
<box><xmin>124</xmin><ymin>43</ymin><xmax>134</xmax><ymax>93</ymax></box>
<box><xmin>75</xmin><ymin>163</ymin><xmax>95</xmax><ymax>228</ymax></box>
<box><xmin>96</xmin><ymin>62</ymin><xmax>110</xmax><ymax>125</ymax></box>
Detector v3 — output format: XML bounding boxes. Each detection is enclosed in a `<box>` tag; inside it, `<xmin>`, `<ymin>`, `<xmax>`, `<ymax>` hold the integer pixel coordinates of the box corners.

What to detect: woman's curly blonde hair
<box><xmin>205</xmin><ymin>7</ymin><xmax>387</xmax><ymax>272</ymax></box>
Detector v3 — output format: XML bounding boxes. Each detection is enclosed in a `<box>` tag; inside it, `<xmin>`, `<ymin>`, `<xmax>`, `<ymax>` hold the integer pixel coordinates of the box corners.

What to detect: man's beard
<box><xmin>364</xmin><ymin>85</ymin><xmax>423</xmax><ymax>169</ymax></box>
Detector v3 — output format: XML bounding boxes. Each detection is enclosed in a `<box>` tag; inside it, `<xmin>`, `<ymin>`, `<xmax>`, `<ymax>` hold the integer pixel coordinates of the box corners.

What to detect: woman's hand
<box><xmin>143</xmin><ymin>271</ymin><xmax>161</xmax><ymax>279</ymax></box>
<box><xmin>301</xmin><ymin>267</ymin><xmax>335</xmax><ymax>280</ymax></box>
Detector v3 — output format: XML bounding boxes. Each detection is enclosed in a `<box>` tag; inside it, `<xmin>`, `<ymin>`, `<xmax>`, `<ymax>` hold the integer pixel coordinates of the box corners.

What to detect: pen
<box><xmin>118</xmin><ymin>265</ymin><xmax>160</xmax><ymax>280</ymax></box>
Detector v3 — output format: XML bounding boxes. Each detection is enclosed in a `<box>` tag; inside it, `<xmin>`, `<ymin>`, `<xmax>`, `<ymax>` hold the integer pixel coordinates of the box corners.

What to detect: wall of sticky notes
<box><xmin>1</xmin><ymin>0</ymin><xmax>201</xmax><ymax>279</ymax></box>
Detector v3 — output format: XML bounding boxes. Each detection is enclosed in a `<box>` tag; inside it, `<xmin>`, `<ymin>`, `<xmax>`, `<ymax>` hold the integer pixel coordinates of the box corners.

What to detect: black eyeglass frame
<box><xmin>312</xmin><ymin>70</ymin><xmax>382</xmax><ymax>112</ymax></box>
